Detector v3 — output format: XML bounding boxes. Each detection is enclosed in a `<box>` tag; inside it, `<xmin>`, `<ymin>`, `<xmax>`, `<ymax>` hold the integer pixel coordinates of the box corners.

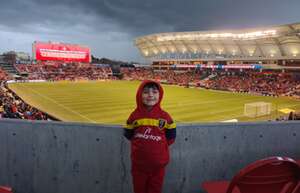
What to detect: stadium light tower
<box><xmin>292</xmin><ymin>51</ymin><xmax>298</xmax><ymax>57</ymax></box>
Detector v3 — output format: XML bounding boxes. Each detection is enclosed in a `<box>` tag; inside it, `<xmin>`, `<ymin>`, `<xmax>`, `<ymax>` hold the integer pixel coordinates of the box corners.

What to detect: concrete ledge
<box><xmin>0</xmin><ymin>119</ymin><xmax>299</xmax><ymax>193</ymax></box>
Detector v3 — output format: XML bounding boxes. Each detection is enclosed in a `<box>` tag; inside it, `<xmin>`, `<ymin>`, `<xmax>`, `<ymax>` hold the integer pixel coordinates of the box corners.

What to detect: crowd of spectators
<box><xmin>121</xmin><ymin>67</ymin><xmax>204</xmax><ymax>86</ymax></box>
<box><xmin>201</xmin><ymin>71</ymin><xmax>300</xmax><ymax>98</ymax></box>
<box><xmin>15</xmin><ymin>62</ymin><xmax>113</xmax><ymax>81</ymax></box>
<box><xmin>0</xmin><ymin>68</ymin><xmax>10</xmax><ymax>81</ymax></box>
<box><xmin>121</xmin><ymin>67</ymin><xmax>300</xmax><ymax>98</ymax></box>
<box><xmin>0</xmin><ymin>81</ymin><xmax>50</xmax><ymax>120</ymax></box>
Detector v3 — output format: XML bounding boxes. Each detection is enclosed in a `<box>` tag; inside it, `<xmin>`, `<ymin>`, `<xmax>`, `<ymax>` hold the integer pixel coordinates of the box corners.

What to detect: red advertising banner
<box><xmin>172</xmin><ymin>64</ymin><xmax>261</xmax><ymax>69</ymax></box>
<box><xmin>33</xmin><ymin>42</ymin><xmax>91</xmax><ymax>63</ymax></box>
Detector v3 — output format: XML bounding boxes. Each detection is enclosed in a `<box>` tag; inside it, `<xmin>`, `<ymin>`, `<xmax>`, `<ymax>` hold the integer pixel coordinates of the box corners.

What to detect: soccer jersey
<box><xmin>124</xmin><ymin>80</ymin><xmax>176</xmax><ymax>168</ymax></box>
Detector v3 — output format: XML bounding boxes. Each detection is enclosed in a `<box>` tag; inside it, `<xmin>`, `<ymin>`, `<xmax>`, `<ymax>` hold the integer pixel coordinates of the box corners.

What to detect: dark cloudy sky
<box><xmin>0</xmin><ymin>0</ymin><xmax>299</xmax><ymax>62</ymax></box>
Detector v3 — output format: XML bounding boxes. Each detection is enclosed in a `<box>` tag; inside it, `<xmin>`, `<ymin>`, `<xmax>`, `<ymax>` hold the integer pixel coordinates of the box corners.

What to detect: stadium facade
<box><xmin>135</xmin><ymin>22</ymin><xmax>300</xmax><ymax>68</ymax></box>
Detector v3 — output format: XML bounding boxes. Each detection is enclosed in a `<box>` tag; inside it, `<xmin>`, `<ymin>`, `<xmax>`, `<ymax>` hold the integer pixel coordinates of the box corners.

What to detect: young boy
<box><xmin>124</xmin><ymin>80</ymin><xmax>176</xmax><ymax>193</ymax></box>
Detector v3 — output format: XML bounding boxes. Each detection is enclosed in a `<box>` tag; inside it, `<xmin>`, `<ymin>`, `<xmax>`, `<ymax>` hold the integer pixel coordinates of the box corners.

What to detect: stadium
<box><xmin>2</xmin><ymin>23</ymin><xmax>300</xmax><ymax>123</ymax></box>
<box><xmin>0</xmin><ymin>22</ymin><xmax>300</xmax><ymax>193</ymax></box>
<box><xmin>135</xmin><ymin>22</ymin><xmax>300</xmax><ymax>64</ymax></box>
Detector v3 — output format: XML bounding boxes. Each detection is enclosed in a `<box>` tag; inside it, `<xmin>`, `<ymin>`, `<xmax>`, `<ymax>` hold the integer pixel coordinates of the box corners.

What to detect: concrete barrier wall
<box><xmin>0</xmin><ymin>119</ymin><xmax>299</xmax><ymax>193</ymax></box>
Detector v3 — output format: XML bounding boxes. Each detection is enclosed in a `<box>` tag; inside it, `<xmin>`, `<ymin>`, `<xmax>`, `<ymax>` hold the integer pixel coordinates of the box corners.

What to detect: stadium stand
<box><xmin>121</xmin><ymin>67</ymin><xmax>203</xmax><ymax>86</ymax></box>
<box><xmin>201</xmin><ymin>71</ymin><xmax>300</xmax><ymax>97</ymax></box>
<box><xmin>201</xmin><ymin>156</ymin><xmax>300</xmax><ymax>193</ymax></box>
<box><xmin>0</xmin><ymin>68</ymin><xmax>10</xmax><ymax>81</ymax></box>
<box><xmin>0</xmin><ymin>81</ymin><xmax>50</xmax><ymax>120</ymax></box>
<box><xmin>15</xmin><ymin>62</ymin><xmax>113</xmax><ymax>81</ymax></box>
<box><xmin>0</xmin><ymin>62</ymin><xmax>18</xmax><ymax>74</ymax></box>
<box><xmin>120</xmin><ymin>67</ymin><xmax>300</xmax><ymax>99</ymax></box>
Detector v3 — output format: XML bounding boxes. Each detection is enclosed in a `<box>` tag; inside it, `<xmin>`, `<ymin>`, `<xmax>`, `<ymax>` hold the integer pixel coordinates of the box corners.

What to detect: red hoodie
<box><xmin>124</xmin><ymin>80</ymin><xmax>176</xmax><ymax>168</ymax></box>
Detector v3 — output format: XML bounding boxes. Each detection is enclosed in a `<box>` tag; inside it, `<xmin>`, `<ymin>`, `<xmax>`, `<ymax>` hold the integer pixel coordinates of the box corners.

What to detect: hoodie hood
<box><xmin>136</xmin><ymin>80</ymin><xmax>164</xmax><ymax>113</ymax></box>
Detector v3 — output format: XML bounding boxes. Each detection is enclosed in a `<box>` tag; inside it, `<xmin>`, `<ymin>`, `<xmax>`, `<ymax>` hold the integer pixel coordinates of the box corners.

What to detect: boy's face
<box><xmin>142</xmin><ymin>86</ymin><xmax>159</xmax><ymax>107</ymax></box>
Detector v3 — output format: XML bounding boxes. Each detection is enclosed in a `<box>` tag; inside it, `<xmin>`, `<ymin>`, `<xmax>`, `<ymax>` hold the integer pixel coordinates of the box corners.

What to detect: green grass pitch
<box><xmin>8</xmin><ymin>80</ymin><xmax>300</xmax><ymax>124</ymax></box>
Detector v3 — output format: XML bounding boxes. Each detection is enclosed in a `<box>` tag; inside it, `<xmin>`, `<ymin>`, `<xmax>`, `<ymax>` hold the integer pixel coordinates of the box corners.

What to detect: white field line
<box><xmin>17</xmin><ymin>84</ymin><xmax>97</xmax><ymax>123</ymax></box>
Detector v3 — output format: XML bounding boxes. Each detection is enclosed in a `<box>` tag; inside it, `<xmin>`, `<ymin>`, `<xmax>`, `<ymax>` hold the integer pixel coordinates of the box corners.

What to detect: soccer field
<box><xmin>8</xmin><ymin>80</ymin><xmax>300</xmax><ymax>124</ymax></box>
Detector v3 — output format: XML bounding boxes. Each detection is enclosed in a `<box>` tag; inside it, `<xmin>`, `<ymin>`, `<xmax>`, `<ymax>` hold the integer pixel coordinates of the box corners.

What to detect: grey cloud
<box><xmin>2</xmin><ymin>0</ymin><xmax>300</xmax><ymax>35</ymax></box>
<box><xmin>0</xmin><ymin>0</ymin><xmax>300</xmax><ymax>62</ymax></box>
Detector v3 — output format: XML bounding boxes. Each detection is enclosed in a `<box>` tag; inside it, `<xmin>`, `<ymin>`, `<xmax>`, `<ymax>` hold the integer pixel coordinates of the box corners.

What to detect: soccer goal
<box><xmin>244</xmin><ymin>102</ymin><xmax>272</xmax><ymax>118</ymax></box>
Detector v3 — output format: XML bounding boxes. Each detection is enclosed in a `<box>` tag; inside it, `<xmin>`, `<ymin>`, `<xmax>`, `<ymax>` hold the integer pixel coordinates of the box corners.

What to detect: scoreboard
<box><xmin>33</xmin><ymin>41</ymin><xmax>91</xmax><ymax>63</ymax></box>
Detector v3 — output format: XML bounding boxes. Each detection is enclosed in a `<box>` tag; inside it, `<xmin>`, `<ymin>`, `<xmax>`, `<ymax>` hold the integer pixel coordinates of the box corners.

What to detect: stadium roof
<box><xmin>135</xmin><ymin>22</ymin><xmax>300</xmax><ymax>61</ymax></box>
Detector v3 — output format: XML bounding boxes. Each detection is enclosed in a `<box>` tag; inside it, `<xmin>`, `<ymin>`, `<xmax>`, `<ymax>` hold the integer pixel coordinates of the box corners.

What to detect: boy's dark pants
<box><xmin>132</xmin><ymin>164</ymin><xmax>166</xmax><ymax>193</ymax></box>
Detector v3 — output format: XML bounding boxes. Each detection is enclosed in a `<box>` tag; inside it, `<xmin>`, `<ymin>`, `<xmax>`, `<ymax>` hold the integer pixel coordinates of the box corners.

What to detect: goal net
<box><xmin>244</xmin><ymin>102</ymin><xmax>272</xmax><ymax>118</ymax></box>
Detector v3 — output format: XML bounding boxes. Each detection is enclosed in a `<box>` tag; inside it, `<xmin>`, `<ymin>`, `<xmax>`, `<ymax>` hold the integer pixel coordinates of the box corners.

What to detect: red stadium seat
<box><xmin>202</xmin><ymin>157</ymin><xmax>300</xmax><ymax>193</ymax></box>
<box><xmin>0</xmin><ymin>186</ymin><xmax>13</xmax><ymax>193</ymax></box>
<box><xmin>292</xmin><ymin>182</ymin><xmax>300</xmax><ymax>193</ymax></box>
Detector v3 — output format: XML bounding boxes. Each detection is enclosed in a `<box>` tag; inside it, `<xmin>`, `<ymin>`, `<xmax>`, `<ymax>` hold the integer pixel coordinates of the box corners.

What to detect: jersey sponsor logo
<box><xmin>134</xmin><ymin>128</ymin><xmax>162</xmax><ymax>141</ymax></box>
<box><xmin>158</xmin><ymin>119</ymin><xmax>166</xmax><ymax>130</ymax></box>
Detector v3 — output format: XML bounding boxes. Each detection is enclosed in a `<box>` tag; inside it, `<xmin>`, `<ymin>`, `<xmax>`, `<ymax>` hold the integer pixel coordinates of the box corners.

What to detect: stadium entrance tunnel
<box><xmin>0</xmin><ymin>119</ymin><xmax>299</xmax><ymax>193</ymax></box>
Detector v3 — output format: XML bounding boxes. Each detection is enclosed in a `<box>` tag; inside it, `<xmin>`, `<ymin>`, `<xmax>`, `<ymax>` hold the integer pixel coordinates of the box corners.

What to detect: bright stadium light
<box><xmin>156</xmin><ymin>30</ymin><xmax>277</xmax><ymax>41</ymax></box>
<box><xmin>292</xmin><ymin>50</ymin><xmax>298</xmax><ymax>57</ymax></box>
<box><xmin>144</xmin><ymin>50</ymin><xmax>149</xmax><ymax>56</ymax></box>
<box><xmin>270</xmin><ymin>50</ymin><xmax>276</xmax><ymax>57</ymax></box>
